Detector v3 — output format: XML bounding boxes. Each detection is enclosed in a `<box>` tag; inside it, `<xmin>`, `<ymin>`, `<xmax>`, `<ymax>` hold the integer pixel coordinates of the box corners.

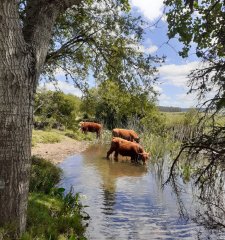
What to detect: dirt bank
<box><xmin>32</xmin><ymin>137</ymin><xmax>90</xmax><ymax>164</ymax></box>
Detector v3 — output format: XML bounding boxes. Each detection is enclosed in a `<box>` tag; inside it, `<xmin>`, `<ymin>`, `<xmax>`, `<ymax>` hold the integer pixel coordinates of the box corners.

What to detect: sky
<box><xmin>42</xmin><ymin>0</ymin><xmax>201</xmax><ymax>108</ymax></box>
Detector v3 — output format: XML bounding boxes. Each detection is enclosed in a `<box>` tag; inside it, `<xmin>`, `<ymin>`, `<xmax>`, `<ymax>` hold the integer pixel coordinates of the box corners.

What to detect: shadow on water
<box><xmin>59</xmin><ymin>144</ymin><xmax>225</xmax><ymax>240</ymax></box>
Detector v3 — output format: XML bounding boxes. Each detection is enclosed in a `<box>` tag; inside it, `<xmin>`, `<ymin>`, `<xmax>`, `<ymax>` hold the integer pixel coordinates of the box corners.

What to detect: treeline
<box><xmin>158</xmin><ymin>106</ymin><xmax>182</xmax><ymax>112</ymax></box>
<box><xmin>34</xmin><ymin>82</ymin><xmax>165</xmax><ymax>135</ymax></box>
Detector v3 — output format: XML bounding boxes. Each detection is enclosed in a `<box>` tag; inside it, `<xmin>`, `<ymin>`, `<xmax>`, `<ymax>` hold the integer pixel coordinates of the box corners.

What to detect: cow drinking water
<box><xmin>106</xmin><ymin>137</ymin><xmax>149</xmax><ymax>164</ymax></box>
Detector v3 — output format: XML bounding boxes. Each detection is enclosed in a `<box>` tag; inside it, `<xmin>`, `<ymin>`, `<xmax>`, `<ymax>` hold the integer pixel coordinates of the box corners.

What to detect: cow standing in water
<box><xmin>80</xmin><ymin>122</ymin><xmax>102</xmax><ymax>139</ymax></box>
<box><xmin>107</xmin><ymin>137</ymin><xmax>149</xmax><ymax>164</ymax></box>
<box><xmin>112</xmin><ymin>128</ymin><xmax>140</xmax><ymax>143</ymax></box>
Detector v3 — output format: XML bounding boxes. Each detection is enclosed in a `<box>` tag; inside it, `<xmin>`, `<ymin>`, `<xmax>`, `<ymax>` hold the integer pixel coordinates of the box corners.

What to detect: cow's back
<box><xmin>112</xmin><ymin>128</ymin><xmax>139</xmax><ymax>142</ymax></box>
<box><xmin>82</xmin><ymin>122</ymin><xmax>102</xmax><ymax>132</ymax></box>
<box><xmin>112</xmin><ymin>128</ymin><xmax>130</xmax><ymax>140</ymax></box>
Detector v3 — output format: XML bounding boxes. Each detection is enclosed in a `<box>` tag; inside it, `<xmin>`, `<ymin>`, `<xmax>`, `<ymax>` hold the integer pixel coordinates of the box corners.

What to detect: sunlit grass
<box><xmin>32</xmin><ymin>130</ymin><xmax>63</xmax><ymax>146</ymax></box>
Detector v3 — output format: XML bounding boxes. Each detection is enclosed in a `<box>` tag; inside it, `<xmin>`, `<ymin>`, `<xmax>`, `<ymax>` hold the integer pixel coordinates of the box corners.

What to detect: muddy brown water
<box><xmin>59</xmin><ymin>144</ymin><xmax>225</xmax><ymax>240</ymax></box>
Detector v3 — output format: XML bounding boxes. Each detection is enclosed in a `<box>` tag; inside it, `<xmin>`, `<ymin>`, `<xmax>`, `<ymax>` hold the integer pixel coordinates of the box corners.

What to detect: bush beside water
<box><xmin>22</xmin><ymin>156</ymin><xmax>88</xmax><ymax>240</ymax></box>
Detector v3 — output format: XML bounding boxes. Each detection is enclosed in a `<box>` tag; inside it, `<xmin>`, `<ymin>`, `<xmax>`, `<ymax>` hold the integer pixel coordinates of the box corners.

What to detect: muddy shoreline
<box><xmin>32</xmin><ymin>137</ymin><xmax>90</xmax><ymax>164</ymax></box>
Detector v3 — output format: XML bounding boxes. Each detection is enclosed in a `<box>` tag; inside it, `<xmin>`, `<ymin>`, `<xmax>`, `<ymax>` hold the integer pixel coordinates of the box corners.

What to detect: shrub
<box><xmin>22</xmin><ymin>192</ymin><xmax>87</xmax><ymax>240</ymax></box>
<box><xmin>29</xmin><ymin>156</ymin><xmax>62</xmax><ymax>194</ymax></box>
<box><xmin>23</xmin><ymin>157</ymin><xmax>88</xmax><ymax>240</ymax></box>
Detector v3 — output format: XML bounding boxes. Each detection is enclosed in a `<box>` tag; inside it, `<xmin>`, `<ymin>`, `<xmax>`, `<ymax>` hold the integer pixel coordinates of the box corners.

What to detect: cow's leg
<box><xmin>131</xmin><ymin>155</ymin><xmax>138</xmax><ymax>164</ymax></box>
<box><xmin>114</xmin><ymin>151</ymin><xmax>119</xmax><ymax>161</ymax></box>
<box><xmin>82</xmin><ymin>128</ymin><xmax>87</xmax><ymax>134</ymax></box>
<box><xmin>96</xmin><ymin>130</ymin><xmax>100</xmax><ymax>139</ymax></box>
<box><xmin>131</xmin><ymin>156</ymin><xmax>135</xmax><ymax>163</ymax></box>
<box><xmin>107</xmin><ymin>148</ymin><xmax>114</xmax><ymax>159</ymax></box>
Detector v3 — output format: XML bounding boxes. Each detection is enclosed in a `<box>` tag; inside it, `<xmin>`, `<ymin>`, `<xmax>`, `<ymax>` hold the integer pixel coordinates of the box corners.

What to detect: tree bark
<box><xmin>0</xmin><ymin>1</ymin><xmax>35</xmax><ymax>236</ymax></box>
<box><xmin>0</xmin><ymin>0</ymin><xmax>81</xmax><ymax>237</ymax></box>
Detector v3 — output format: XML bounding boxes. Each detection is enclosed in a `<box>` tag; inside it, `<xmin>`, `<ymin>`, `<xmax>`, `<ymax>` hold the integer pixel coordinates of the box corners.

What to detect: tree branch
<box><xmin>23</xmin><ymin>0</ymin><xmax>82</xmax><ymax>74</ymax></box>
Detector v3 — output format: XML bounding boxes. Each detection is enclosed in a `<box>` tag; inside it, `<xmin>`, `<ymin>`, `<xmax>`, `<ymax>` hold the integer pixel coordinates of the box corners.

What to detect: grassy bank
<box><xmin>0</xmin><ymin>156</ymin><xmax>88</xmax><ymax>240</ymax></box>
<box><xmin>32</xmin><ymin>129</ymin><xmax>95</xmax><ymax>147</ymax></box>
<box><xmin>25</xmin><ymin>156</ymin><xmax>88</xmax><ymax>240</ymax></box>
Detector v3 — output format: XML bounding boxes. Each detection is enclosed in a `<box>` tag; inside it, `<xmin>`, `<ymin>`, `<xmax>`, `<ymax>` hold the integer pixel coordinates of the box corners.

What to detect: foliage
<box><xmin>1</xmin><ymin>155</ymin><xmax>88</xmax><ymax>240</ymax></box>
<box><xmin>165</xmin><ymin>0</ymin><xmax>225</xmax><ymax>110</ymax></box>
<box><xmin>42</xmin><ymin>0</ymin><xmax>161</xmax><ymax>95</ymax></box>
<box><xmin>164</xmin><ymin>0</ymin><xmax>225</xmax><ymax>152</ymax></box>
<box><xmin>29</xmin><ymin>156</ymin><xmax>62</xmax><ymax>194</ymax></box>
<box><xmin>22</xmin><ymin>189</ymin><xmax>88</xmax><ymax>240</ymax></box>
<box><xmin>140</xmin><ymin>111</ymin><xmax>166</xmax><ymax>135</ymax></box>
<box><xmin>23</xmin><ymin>156</ymin><xmax>88</xmax><ymax>240</ymax></box>
<box><xmin>21</xmin><ymin>191</ymin><xmax>87</xmax><ymax>240</ymax></box>
<box><xmin>159</xmin><ymin>106</ymin><xmax>182</xmax><ymax>112</ymax></box>
<box><xmin>34</xmin><ymin>89</ymin><xmax>81</xmax><ymax>130</ymax></box>
<box><xmin>80</xmin><ymin>80</ymin><xmax>159</xmax><ymax>130</ymax></box>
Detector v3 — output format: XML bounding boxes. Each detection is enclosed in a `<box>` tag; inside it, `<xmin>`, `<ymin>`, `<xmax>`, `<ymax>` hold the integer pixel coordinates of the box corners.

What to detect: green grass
<box><xmin>64</xmin><ymin>130</ymin><xmax>94</xmax><ymax>141</ymax></box>
<box><xmin>21</xmin><ymin>192</ymin><xmax>87</xmax><ymax>240</ymax></box>
<box><xmin>1</xmin><ymin>155</ymin><xmax>88</xmax><ymax>240</ymax></box>
<box><xmin>21</xmin><ymin>156</ymin><xmax>88</xmax><ymax>240</ymax></box>
<box><xmin>32</xmin><ymin>130</ymin><xmax>64</xmax><ymax>146</ymax></box>
<box><xmin>163</xmin><ymin>112</ymin><xmax>186</xmax><ymax>126</ymax></box>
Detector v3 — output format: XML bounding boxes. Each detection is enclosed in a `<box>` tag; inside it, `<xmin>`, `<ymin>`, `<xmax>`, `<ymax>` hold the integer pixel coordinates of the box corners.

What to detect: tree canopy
<box><xmin>26</xmin><ymin>0</ymin><xmax>161</xmax><ymax>94</ymax></box>
<box><xmin>80</xmin><ymin>79</ymin><xmax>160</xmax><ymax>130</ymax></box>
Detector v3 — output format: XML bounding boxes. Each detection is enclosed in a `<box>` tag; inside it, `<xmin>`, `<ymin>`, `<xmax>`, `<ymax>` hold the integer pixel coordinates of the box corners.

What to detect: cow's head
<box><xmin>79</xmin><ymin>121</ymin><xmax>84</xmax><ymax>126</ymax></box>
<box><xmin>134</xmin><ymin>137</ymin><xmax>140</xmax><ymax>143</ymax></box>
<box><xmin>138</xmin><ymin>152</ymin><xmax>150</xmax><ymax>164</ymax></box>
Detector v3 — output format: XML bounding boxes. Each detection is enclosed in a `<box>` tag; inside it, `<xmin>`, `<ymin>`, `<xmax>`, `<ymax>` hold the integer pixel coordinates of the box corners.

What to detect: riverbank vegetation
<box><xmin>0</xmin><ymin>156</ymin><xmax>88</xmax><ymax>240</ymax></box>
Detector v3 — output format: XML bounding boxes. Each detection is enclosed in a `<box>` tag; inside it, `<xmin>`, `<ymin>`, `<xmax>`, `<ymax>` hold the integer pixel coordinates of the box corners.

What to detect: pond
<box><xmin>59</xmin><ymin>144</ymin><xmax>225</xmax><ymax>240</ymax></box>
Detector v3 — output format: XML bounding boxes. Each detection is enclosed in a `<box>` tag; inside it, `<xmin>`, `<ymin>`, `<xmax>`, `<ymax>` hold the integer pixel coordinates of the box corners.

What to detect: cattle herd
<box><xmin>79</xmin><ymin>121</ymin><xmax>150</xmax><ymax>165</ymax></box>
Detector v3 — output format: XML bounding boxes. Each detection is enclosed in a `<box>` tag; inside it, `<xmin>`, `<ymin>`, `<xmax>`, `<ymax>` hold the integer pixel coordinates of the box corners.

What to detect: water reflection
<box><xmin>59</xmin><ymin>144</ymin><xmax>225</xmax><ymax>240</ymax></box>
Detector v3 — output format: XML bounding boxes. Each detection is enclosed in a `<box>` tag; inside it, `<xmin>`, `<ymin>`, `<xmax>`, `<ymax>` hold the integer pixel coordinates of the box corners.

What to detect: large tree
<box><xmin>0</xmin><ymin>0</ymin><xmax>158</xmax><ymax>237</ymax></box>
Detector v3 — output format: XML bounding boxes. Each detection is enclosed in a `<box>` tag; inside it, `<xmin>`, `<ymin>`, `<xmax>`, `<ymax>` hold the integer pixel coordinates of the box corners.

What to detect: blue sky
<box><xmin>130</xmin><ymin>0</ymin><xmax>201</xmax><ymax>108</ymax></box>
<box><xmin>43</xmin><ymin>0</ymin><xmax>201</xmax><ymax>108</ymax></box>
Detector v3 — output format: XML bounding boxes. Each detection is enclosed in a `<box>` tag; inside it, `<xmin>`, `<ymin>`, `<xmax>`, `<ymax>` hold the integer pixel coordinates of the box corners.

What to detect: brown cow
<box><xmin>106</xmin><ymin>137</ymin><xmax>149</xmax><ymax>164</ymax></box>
<box><xmin>80</xmin><ymin>121</ymin><xmax>102</xmax><ymax>139</ymax></box>
<box><xmin>112</xmin><ymin>128</ymin><xmax>140</xmax><ymax>143</ymax></box>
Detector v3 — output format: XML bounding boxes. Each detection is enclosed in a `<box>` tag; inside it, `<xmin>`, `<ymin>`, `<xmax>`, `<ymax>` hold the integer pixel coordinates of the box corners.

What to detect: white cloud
<box><xmin>158</xmin><ymin>93</ymin><xmax>197</xmax><ymax>108</ymax></box>
<box><xmin>128</xmin><ymin>43</ymin><xmax>158</xmax><ymax>54</ymax></box>
<box><xmin>145</xmin><ymin>45</ymin><xmax>158</xmax><ymax>54</ymax></box>
<box><xmin>153</xmin><ymin>84</ymin><xmax>163</xmax><ymax>94</ymax></box>
<box><xmin>155</xmin><ymin>61</ymin><xmax>204</xmax><ymax>107</ymax></box>
<box><xmin>131</xmin><ymin>0</ymin><xmax>164</xmax><ymax>21</ymax></box>
<box><xmin>159</xmin><ymin>61</ymin><xmax>200</xmax><ymax>87</ymax></box>
<box><xmin>158</xmin><ymin>93</ymin><xmax>173</xmax><ymax>106</ymax></box>
<box><xmin>175</xmin><ymin>93</ymin><xmax>198</xmax><ymax>107</ymax></box>
<box><xmin>40</xmin><ymin>81</ymin><xmax>82</xmax><ymax>97</ymax></box>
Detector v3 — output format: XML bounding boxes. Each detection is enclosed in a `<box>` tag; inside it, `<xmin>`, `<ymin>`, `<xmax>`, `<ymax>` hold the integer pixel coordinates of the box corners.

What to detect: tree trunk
<box><xmin>0</xmin><ymin>1</ymin><xmax>35</xmax><ymax>237</ymax></box>
<box><xmin>0</xmin><ymin>0</ymin><xmax>82</xmax><ymax>237</ymax></box>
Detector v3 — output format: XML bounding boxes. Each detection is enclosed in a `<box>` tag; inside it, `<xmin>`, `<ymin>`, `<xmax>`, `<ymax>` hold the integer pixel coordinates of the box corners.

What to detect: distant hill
<box><xmin>158</xmin><ymin>106</ymin><xmax>195</xmax><ymax>112</ymax></box>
